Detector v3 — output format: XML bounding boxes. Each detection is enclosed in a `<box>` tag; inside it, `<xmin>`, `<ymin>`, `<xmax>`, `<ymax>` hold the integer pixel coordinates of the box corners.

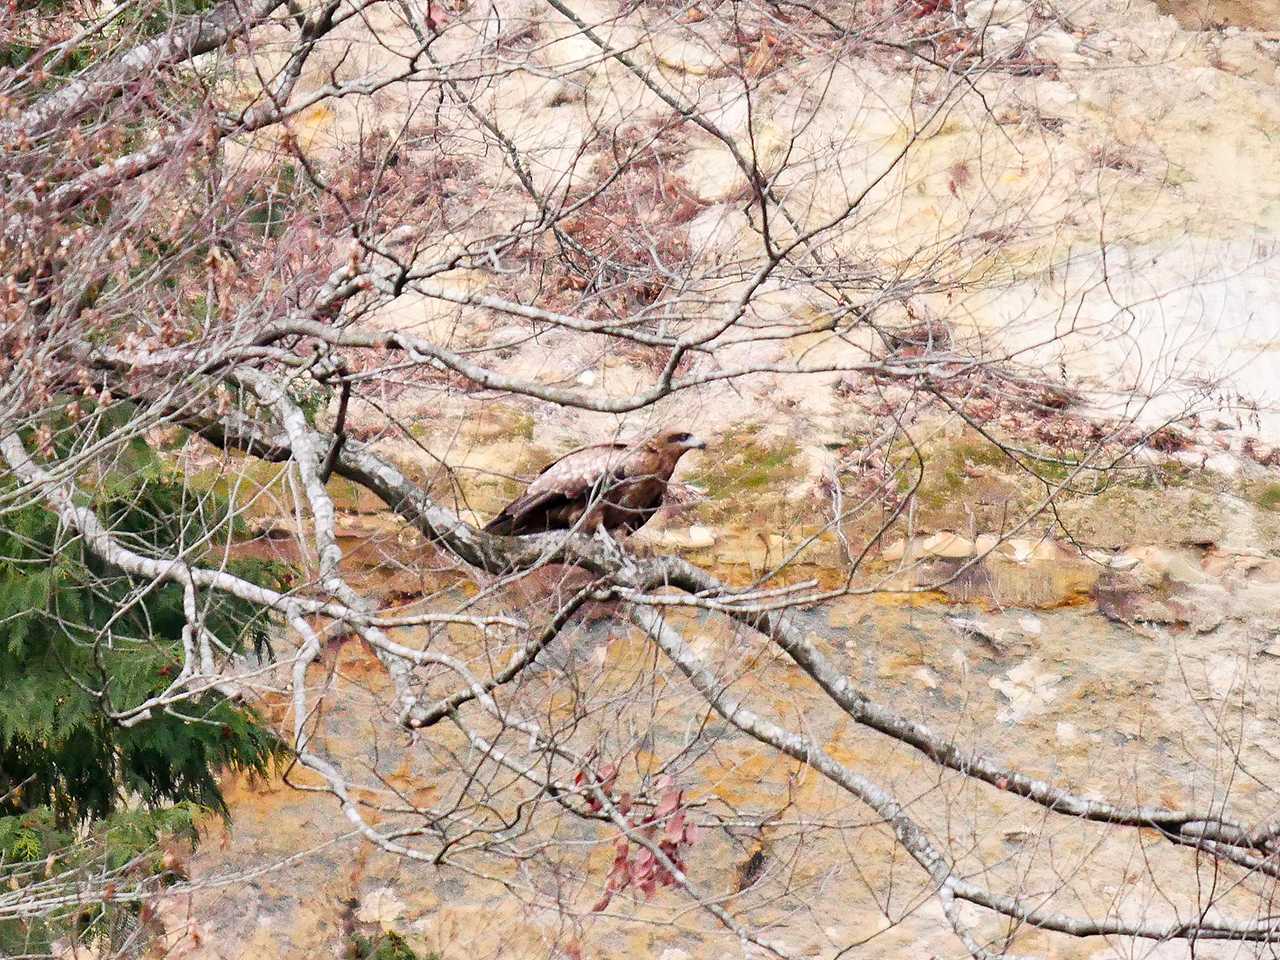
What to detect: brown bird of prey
<box><xmin>484</xmin><ymin>427</ymin><xmax>706</xmax><ymax>537</ymax></box>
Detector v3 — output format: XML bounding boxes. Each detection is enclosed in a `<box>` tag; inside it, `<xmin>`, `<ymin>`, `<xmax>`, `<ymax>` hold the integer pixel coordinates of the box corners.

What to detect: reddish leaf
<box><xmin>663</xmin><ymin>810</ymin><xmax>686</xmax><ymax>843</ymax></box>
<box><xmin>425</xmin><ymin>1</ymin><xmax>449</xmax><ymax>29</ymax></box>
<box><xmin>654</xmin><ymin>788</ymin><xmax>682</xmax><ymax>820</ymax></box>
<box><xmin>598</xmin><ymin>763</ymin><xmax>618</xmax><ymax>794</ymax></box>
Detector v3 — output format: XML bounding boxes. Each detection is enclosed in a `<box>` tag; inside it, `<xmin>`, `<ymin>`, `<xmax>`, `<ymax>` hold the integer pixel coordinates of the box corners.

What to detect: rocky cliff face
<box><xmin>150</xmin><ymin>475</ymin><xmax>1280</xmax><ymax>959</ymax></box>
<box><xmin>147</xmin><ymin>1</ymin><xmax>1280</xmax><ymax>958</ymax></box>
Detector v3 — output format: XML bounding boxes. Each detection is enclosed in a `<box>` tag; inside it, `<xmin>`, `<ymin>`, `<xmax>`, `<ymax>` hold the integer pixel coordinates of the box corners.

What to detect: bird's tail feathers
<box><xmin>483</xmin><ymin>513</ymin><xmax>514</xmax><ymax>535</ymax></box>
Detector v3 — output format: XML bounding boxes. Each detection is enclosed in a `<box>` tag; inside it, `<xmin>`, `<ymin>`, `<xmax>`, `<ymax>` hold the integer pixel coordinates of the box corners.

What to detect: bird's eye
<box><xmin>671</xmin><ymin>432</ymin><xmax>690</xmax><ymax>443</ymax></box>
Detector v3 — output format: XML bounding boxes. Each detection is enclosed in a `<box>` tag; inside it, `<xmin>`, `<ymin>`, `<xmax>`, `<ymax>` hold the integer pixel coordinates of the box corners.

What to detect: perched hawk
<box><xmin>484</xmin><ymin>427</ymin><xmax>706</xmax><ymax>537</ymax></box>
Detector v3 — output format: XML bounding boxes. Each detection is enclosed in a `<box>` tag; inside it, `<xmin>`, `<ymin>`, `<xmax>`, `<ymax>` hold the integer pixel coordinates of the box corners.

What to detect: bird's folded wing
<box><xmin>483</xmin><ymin>443</ymin><xmax>631</xmax><ymax>533</ymax></box>
<box><xmin>529</xmin><ymin>442</ymin><xmax>629</xmax><ymax>480</ymax></box>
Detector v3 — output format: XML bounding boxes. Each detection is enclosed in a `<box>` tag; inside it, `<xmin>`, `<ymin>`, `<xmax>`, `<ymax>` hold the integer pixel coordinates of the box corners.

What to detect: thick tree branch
<box><xmin>3</xmin><ymin>0</ymin><xmax>289</xmax><ymax>142</ymax></box>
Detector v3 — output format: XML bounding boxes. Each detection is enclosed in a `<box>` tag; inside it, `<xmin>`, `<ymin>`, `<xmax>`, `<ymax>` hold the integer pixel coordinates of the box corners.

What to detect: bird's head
<box><xmin>652</xmin><ymin>427</ymin><xmax>707</xmax><ymax>455</ymax></box>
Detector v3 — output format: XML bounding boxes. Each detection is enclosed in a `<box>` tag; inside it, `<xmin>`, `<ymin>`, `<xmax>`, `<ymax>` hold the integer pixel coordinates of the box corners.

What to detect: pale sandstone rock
<box><xmin>1204</xmin><ymin>452</ymin><xmax>1243</xmax><ymax>475</ymax></box>
<box><xmin>1030</xmin><ymin>540</ymin><xmax>1062</xmax><ymax>562</ymax></box>
<box><xmin>1006</xmin><ymin>539</ymin><xmax>1035</xmax><ymax>563</ymax></box>
<box><xmin>1018</xmin><ymin>613</ymin><xmax>1043</xmax><ymax>636</ymax></box>
<box><xmin>686</xmin><ymin>204</ymin><xmax>753</xmax><ymax>261</ymax></box>
<box><xmin>646</xmin><ymin>525</ymin><xmax>717</xmax><ymax>550</ymax></box>
<box><xmin>1184</xmin><ymin>584</ymin><xmax>1231</xmax><ymax>632</ymax></box>
<box><xmin>1121</xmin><ymin>545</ymin><xmax>1209</xmax><ymax>585</ymax></box>
<box><xmin>965</xmin><ymin>0</ymin><xmax>1032</xmax><ymax>30</ymax></box>
<box><xmin>680</xmin><ymin>119</ymin><xmax>788</xmax><ymax>202</ymax></box>
<box><xmin>1212</xmin><ymin>35</ymin><xmax>1280</xmax><ymax>84</ymax></box>
<box><xmin>653</xmin><ymin>38</ymin><xmax>721</xmax><ymax>75</ymax></box>
<box><xmin>985</xmin><ymin>24</ymin><xmax>1030</xmax><ymax>57</ymax></box>
<box><xmin>882</xmin><ymin>537</ymin><xmax>911</xmax><ymax>561</ymax></box>
<box><xmin>681</xmin><ymin>145</ymin><xmax>748</xmax><ymax>203</ymax></box>
<box><xmin>921</xmin><ymin>531</ymin><xmax>975</xmax><ymax>558</ymax></box>
<box><xmin>356</xmin><ymin>887</ymin><xmax>406</xmax><ymax>924</ymax></box>
<box><xmin>541</xmin><ymin>21</ymin><xmax>606</xmax><ymax>74</ymax></box>
<box><xmin>1006</xmin><ymin>538</ymin><xmax>1060</xmax><ymax>563</ymax></box>
<box><xmin>687</xmin><ymin>524</ymin><xmax>717</xmax><ymax>548</ymax></box>
<box><xmin>990</xmin><ymin>659</ymin><xmax>1062</xmax><ymax>723</ymax></box>
<box><xmin>1029</xmin><ymin>28</ymin><xmax>1090</xmax><ymax>65</ymax></box>
<box><xmin>915</xmin><ymin>666</ymin><xmax>941</xmax><ymax>689</ymax></box>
